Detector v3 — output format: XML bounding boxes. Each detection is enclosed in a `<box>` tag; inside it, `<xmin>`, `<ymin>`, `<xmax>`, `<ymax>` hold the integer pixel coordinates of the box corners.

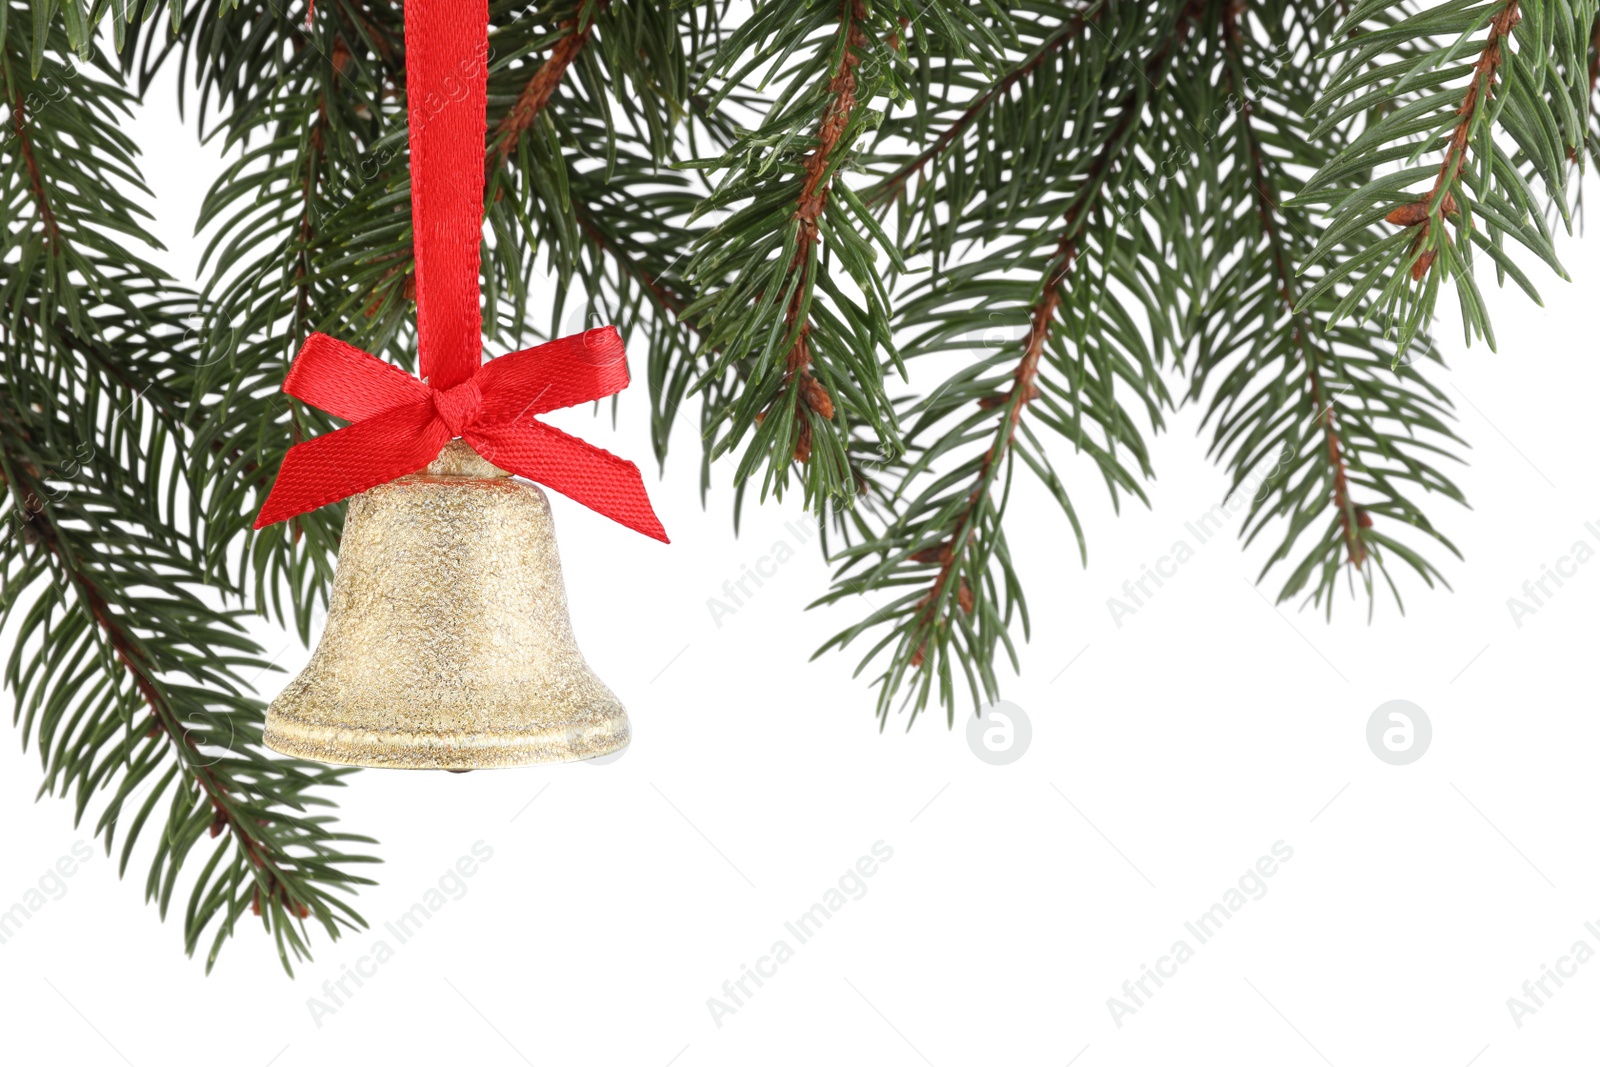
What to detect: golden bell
<box><xmin>264</xmin><ymin>441</ymin><xmax>630</xmax><ymax>769</ymax></box>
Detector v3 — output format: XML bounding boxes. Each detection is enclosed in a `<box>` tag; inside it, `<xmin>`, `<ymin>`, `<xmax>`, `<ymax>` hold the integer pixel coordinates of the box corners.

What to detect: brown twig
<box><xmin>869</xmin><ymin>17</ymin><xmax>1088</xmax><ymax>206</ymax></box>
<box><xmin>488</xmin><ymin>13</ymin><xmax>601</xmax><ymax>175</ymax></box>
<box><xmin>8</xmin><ymin>83</ymin><xmax>60</xmax><ymax>245</ymax></box>
<box><xmin>1591</xmin><ymin>17</ymin><xmax>1600</xmax><ymax>93</ymax></box>
<box><xmin>1222</xmin><ymin>4</ymin><xmax>1364</xmax><ymax>567</ymax></box>
<box><xmin>574</xmin><ymin>205</ymin><xmax>697</xmax><ymax>327</ymax></box>
<box><xmin>1387</xmin><ymin>0</ymin><xmax>1521</xmax><ymax>279</ymax></box>
<box><xmin>905</xmin><ymin>9</ymin><xmax>1205</xmax><ymax>667</ymax></box>
<box><xmin>767</xmin><ymin>1</ymin><xmax>864</xmax><ymax>461</ymax></box>
<box><xmin>0</xmin><ymin>453</ymin><xmax>300</xmax><ymax>912</ymax></box>
<box><xmin>1586</xmin><ymin>18</ymin><xmax>1600</xmax><ymax>156</ymax></box>
<box><xmin>905</xmin><ymin>243</ymin><xmax>1070</xmax><ymax>668</ymax></box>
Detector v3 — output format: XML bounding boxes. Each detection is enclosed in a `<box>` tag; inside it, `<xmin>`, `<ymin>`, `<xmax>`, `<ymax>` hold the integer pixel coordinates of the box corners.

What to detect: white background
<box><xmin>2</xmin><ymin>58</ymin><xmax>1598</xmax><ymax>1067</ymax></box>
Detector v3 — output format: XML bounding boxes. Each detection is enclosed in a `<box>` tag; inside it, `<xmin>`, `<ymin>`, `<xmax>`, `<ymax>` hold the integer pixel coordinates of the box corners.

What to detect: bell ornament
<box><xmin>263</xmin><ymin>441</ymin><xmax>630</xmax><ymax>769</ymax></box>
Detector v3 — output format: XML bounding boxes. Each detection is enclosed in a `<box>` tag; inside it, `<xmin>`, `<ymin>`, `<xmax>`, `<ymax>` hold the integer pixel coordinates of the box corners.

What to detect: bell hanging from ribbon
<box><xmin>264</xmin><ymin>442</ymin><xmax>632</xmax><ymax>769</ymax></box>
<box><xmin>254</xmin><ymin>0</ymin><xmax>667</xmax><ymax>769</ymax></box>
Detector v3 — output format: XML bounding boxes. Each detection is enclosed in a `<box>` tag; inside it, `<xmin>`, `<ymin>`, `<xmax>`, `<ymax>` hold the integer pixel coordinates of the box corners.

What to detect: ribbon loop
<box><xmin>473</xmin><ymin>328</ymin><xmax>630</xmax><ymax>421</ymax></box>
<box><xmin>251</xmin><ymin>0</ymin><xmax>667</xmax><ymax>544</ymax></box>
<box><xmin>407</xmin><ymin>0</ymin><xmax>489</xmax><ymax>391</ymax></box>
<box><xmin>284</xmin><ymin>333</ymin><xmax>429</xmax><ymax>420</ymax></box>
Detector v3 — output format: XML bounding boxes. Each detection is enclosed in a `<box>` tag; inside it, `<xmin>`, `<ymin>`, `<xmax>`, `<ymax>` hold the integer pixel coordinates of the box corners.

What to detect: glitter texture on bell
<box><xmin>263</xmin><ymin>441</ymin><xmax>630</xmax><ymax>770</ymax></box>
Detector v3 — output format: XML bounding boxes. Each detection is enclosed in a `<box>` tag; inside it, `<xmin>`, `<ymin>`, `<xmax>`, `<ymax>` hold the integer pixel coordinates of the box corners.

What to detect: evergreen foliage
<box><xmin>2</xmin><ymin>0</ymin><xmax>1592</xmax><ymax>967</ymax></box>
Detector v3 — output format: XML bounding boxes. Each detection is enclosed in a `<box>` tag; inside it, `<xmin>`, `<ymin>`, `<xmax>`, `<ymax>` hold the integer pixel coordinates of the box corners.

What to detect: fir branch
<box><xmin>189</xmin><ymin>15</ymin><xmax>387</xmax><ymax>632</ymax></box>
<box><xmin>1224</xmin><ymin>4</ymin><xmax>1364</xmax><ymax>569</ymax></box>
<box><xmin>1393</xmin><ymin>0</ymin><xmax>1522</xmax><ymax>281</ymax></box>
<box><xmin>1299</xmin><ymin>0</ymin><xmax>1591</xmax><ymax>349</ymax></box>
<box><xmin>684</xmin><ymin>0</ymin><xmax>998</xmax><ymax>509</ymax></box>
<box><xmin>3</xmin><ymin>0</ymin><xmax>1590</xmax><ymax>792</ymax></box>
<box><xmin>8</xmin><ymin>86</ymin><xmax>60</xmax><ymax>240</ymax></box>
<box><xmin>1</xmin><ymin>422</ymin><xmax>375</xmax><ymax>974</ymax></box>
<box><xmin>9</xmin><ymin>462</ymin><xmax>339</xmax><ymax>936</ymax></box>
<box><xmin>488</xmin><ymin>4</ymin><xmax>601</xmax><ymax>174</ymax></box>
<box><xmin>818</xmin><ymin>4</ymin><xmax>1194</xmax><ymax>724</ymax></box>
<box><xmin>1191</xmin><ymin>0</ymin><xmax>1467</xmax><ymax>613</ymax></box>
<box><xmin>894</xmin><ymin>93</ymin><xmax>1130</xmax><ymax>673</ymax></box>
<box><xmin>574</xmin><ymin>200</ymin><xmax>696</xmax><ymax>323</ymax></box>
<box><xmin>774</xmin><ymin>0</ymin><xmax>864</xmax><ymax>463</ymax></box>
<box><xmin>869</xmin><ymin>11</ymin><xmax>1089</xmax><ymax>206</ymax></box>
<box><xmin>898</xmin><ymin>224</ymin><xmax>1066</xmax><ymax>672</ymax></box>
<box><xmin>1</xmin><ymin>5</ymin><xmax>377</xmax><ymax>973</ymax></box>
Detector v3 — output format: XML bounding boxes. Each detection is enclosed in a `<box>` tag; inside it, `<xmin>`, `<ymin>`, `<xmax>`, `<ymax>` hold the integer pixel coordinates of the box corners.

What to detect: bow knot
<box><xmin>254</xmin><ymin>329</ymin><xmax>668</xmax><ymax>542</ymax></box>
<box><xmin>432</xmin><ymin>377</ymin><xmax>482</xmax><ymax>437</ymax></box>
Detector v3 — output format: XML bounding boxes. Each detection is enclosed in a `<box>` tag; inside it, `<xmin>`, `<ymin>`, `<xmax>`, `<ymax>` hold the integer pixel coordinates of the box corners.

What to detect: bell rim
<box><xmin>262</xmin><ymin>713</ymin><xmax>630</xmax><ymax>771</ymax></box>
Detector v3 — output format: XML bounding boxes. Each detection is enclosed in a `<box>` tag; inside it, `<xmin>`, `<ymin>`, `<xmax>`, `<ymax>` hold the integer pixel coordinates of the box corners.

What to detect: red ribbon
<box><xmin>254</xmin><ymin>0</ymin><xmax>667</xmax><ymax>543</ymax></box>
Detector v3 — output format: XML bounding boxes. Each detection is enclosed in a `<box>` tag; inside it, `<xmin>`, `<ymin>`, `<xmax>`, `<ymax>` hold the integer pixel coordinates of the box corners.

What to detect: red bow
<box><xmin>252</xmin><ymin>0</ymin><xmax>666</xmax><ymax>543</ymax></box>
<box><xmin>253</xmin><ymin>329</ymin><xmax>668</xmax><ymax>542</ymax></box>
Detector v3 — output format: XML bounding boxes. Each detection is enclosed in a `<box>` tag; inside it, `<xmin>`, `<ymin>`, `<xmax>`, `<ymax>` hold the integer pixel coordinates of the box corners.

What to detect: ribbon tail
<box><xmin>468</xmin><ymin>422</ymin><xmax>668</xmax><ymax>543</ymax></box>
<box><xmin>254</xmin><ymin>401</ymin><xmax>451</xmax><ymax>528</ymax></box>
